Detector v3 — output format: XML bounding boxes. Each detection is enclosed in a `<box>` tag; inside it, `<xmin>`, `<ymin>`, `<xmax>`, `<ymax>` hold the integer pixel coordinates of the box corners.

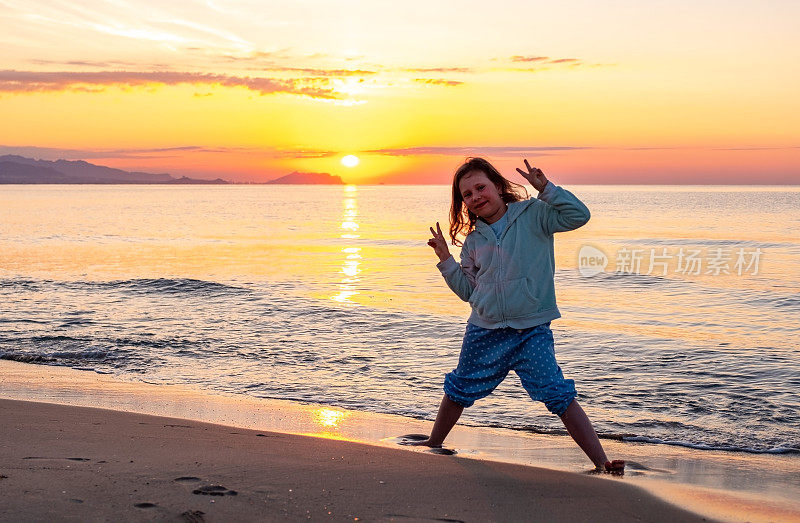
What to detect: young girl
<box><xmin>417</xmin><ymin>157</ymin><xmax>624</xmax><ymax>473</ymax></box>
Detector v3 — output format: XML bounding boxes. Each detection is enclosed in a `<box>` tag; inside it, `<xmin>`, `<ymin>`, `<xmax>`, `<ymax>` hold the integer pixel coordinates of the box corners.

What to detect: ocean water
<box><xmin>1</xmin><ymin>184</ymin><xmax>798</xmax><ymax>454</ymax></box>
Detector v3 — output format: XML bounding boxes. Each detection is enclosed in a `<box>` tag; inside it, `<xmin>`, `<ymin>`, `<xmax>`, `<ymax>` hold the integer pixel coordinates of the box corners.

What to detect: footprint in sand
<box><xmin>174</xmin><ymin>476</ymin><xmax>202</xmax><ymax>484</ymax></box>
<box><xmin>192</xmin><ymin>485</ymin><xmax>238</xmax><ymax>496</ymax></box>
<box><xmin>175</xmin><ymin>477</ymin><xmax>238</xmax><ymax>497</ymax></box>
<box><xmin>398</xmin><ymin>434</ymin><xmax>428</xmax><ymax>443</ymax></box>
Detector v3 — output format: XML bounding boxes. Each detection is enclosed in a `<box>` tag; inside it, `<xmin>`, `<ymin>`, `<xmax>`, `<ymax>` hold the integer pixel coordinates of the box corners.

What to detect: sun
<box><xmin>341</xmin><ymin>154</ymin><xmax>360</xmax><ymax>168</ymax></box>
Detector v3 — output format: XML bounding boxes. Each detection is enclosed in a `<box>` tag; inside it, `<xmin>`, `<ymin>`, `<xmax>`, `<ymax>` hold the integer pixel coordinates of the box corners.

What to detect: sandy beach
<box><xmin>3</xmin><ymin>360</ymin><xmax>800</xmax><ymax>522</ymax></box>
<box><xmin>0</xmin><ymin>397</ymin><xmax>710</xmax><ymax>522</ymax></box>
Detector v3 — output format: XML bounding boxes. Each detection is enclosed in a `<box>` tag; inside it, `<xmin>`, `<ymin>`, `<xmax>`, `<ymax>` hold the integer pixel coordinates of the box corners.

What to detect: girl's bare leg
<box><xmin>560</xmin><ymin>399</ymin><xmax>624</xmax><ymax>471</ymax></box>
<box><xmin>412</xmin><ymin>395</ymin><xmax>464</xmax><ymax>447</ymax></box>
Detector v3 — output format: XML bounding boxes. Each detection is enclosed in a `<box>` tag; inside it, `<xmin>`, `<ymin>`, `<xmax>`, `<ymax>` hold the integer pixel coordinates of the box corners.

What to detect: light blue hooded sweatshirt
<box><xmin>436</xmin><ymin>182</ymin><xmax>590</xmax><ymax>329</ymax></box>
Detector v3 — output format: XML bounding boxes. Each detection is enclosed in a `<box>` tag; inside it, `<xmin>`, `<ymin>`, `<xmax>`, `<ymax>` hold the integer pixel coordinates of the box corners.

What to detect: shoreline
<box><xmin>2</xmin><ymin>360</ymin><xmax>800</xmax><ymax>521</ymax></box>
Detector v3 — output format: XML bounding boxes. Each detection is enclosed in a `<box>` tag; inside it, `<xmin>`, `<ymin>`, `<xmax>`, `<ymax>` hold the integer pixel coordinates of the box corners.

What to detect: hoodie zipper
<box><xmin>495</xmin><ymin>229</ymin><xmax>506</xmax><ymax>327</ymax></box>
<box><xmin>481</xmin><ymin>202</ymin><xmax>528</xmax><ymax>328</ymax></box>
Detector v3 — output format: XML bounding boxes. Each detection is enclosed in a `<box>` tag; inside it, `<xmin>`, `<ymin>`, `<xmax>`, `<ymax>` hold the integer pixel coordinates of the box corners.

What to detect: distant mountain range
<box><xmin>0</xmin><ymin>155</ymin><xmax>345</xmax><ymax>185</ymax></box>
<box><xmin>0</xmin><ymin>155</ymin><xmax>227</xmax><ymax>184</ymax></box>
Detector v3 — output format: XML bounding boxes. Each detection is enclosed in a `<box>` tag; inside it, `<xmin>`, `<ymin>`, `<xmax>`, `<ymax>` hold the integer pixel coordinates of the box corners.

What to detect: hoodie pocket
<box><xmin>502</xmin><ymin>277</ymin><xmax>540</xmax><ymax>318</ymax></box>
<box><xmin>468</xmin><ymin>281</ymin><xmax>502</xmax><ymax>322</ymax></box>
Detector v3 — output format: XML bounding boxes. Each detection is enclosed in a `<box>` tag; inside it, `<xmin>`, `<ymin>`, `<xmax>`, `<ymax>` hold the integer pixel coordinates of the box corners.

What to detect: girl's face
<box><xmin>458</xmin><ymin>170</ymin><xmax>506</xmax><ymax>223</ymax></box>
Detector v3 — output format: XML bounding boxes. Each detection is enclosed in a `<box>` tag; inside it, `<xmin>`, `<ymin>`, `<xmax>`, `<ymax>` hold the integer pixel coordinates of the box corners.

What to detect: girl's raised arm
<box><xmin>427</xmin><ymin>222</ymin><xmax>451</xmax><ymax>263</ymax></box>
<box><xmin>516</xmin><ymin>159</ymin><xmax>549</xmax><ymax>193</ymax></box>
<box><xmin>516</xmin><ymin>159</ymin><xmax>591</xmax><ymax>235</ymax></box>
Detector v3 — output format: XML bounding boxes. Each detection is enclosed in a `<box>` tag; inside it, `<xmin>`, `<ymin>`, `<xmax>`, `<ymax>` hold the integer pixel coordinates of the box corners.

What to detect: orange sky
<box><xmin>1</xmin><ymin>1</ymin><xmax>798</xmax><ymax>184</ymax></box>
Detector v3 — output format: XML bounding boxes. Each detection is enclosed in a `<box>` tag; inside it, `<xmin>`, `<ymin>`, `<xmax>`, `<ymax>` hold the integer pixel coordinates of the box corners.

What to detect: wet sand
<box><xmin>3</xmin><ymin>360</ymin><xmax>800</xmax><ymax>521</ymax></box>
<box><xmin>0</xmin><ymin>398</ymin><xmax>706</xmax><ymax>522</ymax></box>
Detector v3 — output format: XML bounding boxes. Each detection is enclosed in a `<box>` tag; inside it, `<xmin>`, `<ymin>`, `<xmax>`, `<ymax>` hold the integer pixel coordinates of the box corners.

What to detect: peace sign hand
<box><xmin>516</xmin><ymin>159</ymin><xmax>549</xmax><ymax>193</ymax></box>
<box><xmin>427</xmin><ymin>222</ymin><xmax>451</xmax><ymax>262</ymax></box>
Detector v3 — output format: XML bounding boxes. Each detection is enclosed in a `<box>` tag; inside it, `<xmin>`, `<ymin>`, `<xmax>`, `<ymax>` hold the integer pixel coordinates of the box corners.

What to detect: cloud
<box><xmin>365</xmin><ymin>146</ymin><xmax>593</xmax><ymax>157</ymax></box>
<box><xmin>263</xmin><ymin>67</ymin><xmax>378</xmax><ymax>77</ymax></box>
<box><xmin>0</xmin><ymin>144</ymin><xmax>337</xmax><ymax>161</ymax></box>
<box><xmin>271</xmin><ymin>149</ymin><xmax>338</xmax><ymax>159</ymax></box>
<box><xmin>509</xmin><ymin>56</ymin><xmax>581</xmax><ymax>65</ymax></box>
<box><xmin>504</xmin><ymin>56</ymin><xmax>590</xmax><ymax>70</ymax></box>
<box><xmin>713</xmin><ymin>146</ymin><xmax>800</xmax><ymax>151</ymax></box>
<box><xmin>5</xmin><ymin>144</ymin><xmax>576</xmax><ymax>161</ymax></box>
<box><xmin>0</xmin><ymin>144</ymin><xmax>241</xmax><ymax>160</ymax></box>
<box><xmin>106</xmin><ymin>146</ymin><xmax>243</xmax><ymax>154</ymax></box>
<box><xmin>413</xmin><ymin>78</ymin><xmax>464</xmax><ymax>86</ymax></box>
<box><xmin>179</xmin><ymin>48</ymin><xmax>374</xmax><ymax>71</ymax></box>
<box><xmin>211</xmin><ymin>50</ymin><xmax>286</xmax><ymax>63</ymax></box>
<box><xmin>29</xmin><ymin>59</ymin><xmax>146</xmax><ymax>68</ymax></box>
<box><xmin>510</xmin><ymin>56</ymin><xmax>550</xmax><ymax>63</ymax></box>
<box><xmin>0</xmin><ymin>70</ymin><xmax>338</xmax><ymax>99</ymax></box>
<box><xmin>28</xmin><ymin>53</ymin><xmax>380</xmax><ymax>78</ymax></box>
<box><xmin>402</xmin><ymin>67</ymin><xmax>473</xmax><ymax>73</ymax></box>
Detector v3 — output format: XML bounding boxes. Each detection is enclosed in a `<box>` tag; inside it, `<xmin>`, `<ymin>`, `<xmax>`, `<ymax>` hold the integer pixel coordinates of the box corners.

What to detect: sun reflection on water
<box><xmin>299</xmin><ymin>407</ymin><xmax>352</xmax><ymax>441</ymax></box>
<box><xmin>312</xmin><ymin>407</ymin><xmax>347</xmax><ymax>428</ymax></box>
<box><xmin>332</xmin><ymin>186</ymin><xmax>362</xmax><ymax>303</ymax></box>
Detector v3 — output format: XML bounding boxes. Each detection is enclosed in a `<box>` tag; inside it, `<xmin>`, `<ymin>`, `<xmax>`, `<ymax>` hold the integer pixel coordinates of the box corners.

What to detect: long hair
<box><xmin>449</xmin><ymin>157</ymin><xmax>528</xmax><ymax>246</ymax></box>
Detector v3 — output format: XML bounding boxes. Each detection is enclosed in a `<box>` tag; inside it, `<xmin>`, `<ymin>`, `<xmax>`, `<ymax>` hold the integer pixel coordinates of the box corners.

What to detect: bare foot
<box><xmin>604</xmin><ymin>460</ymin><xmax>625</xmax><ymax>475</ymax></box>
<box><xmin>403</xmin><ymin>438</ymin><xmax>456</xmax><ymax>454</ymax></box>
<box><xmin>397</xmin><ymin>434</ymin><xmax>443</xmax><ymax>447</ymax></box>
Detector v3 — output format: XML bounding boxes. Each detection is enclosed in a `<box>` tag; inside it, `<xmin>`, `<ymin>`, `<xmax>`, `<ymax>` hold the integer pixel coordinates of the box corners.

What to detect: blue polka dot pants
<box><xmin>443</xmin><ymin>322</ymin><xmax>577</xmax><ymax>416</ymax></box>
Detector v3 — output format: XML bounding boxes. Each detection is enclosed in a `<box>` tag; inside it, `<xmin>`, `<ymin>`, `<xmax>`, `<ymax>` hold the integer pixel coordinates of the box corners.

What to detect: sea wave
<box><xmin>620</xmin><ymin>435</ymin><xmax>800</xmax><ymax>455</ymax></box>
<box><xmin>1</xmin><ymin>353</ymin><xmax>56</xmax><ymax>363</ymax></box>
<box><xmin>0</xmin><ymin>277</ymin><xmax>249</xmax><ymax>296</ymax></box>
<box><xmin>76</xmin><ymin>278</ymin><xmax>249</xmax><ymax>296</ymax></box>
<box><xmin>557</xmin><ymin>269</ymin><xmax>696</xmax><ymax>292</ymax></box>
<box><xmin>607</xmin><ymin>238</ymin><xmax>794</xmax><ymax>250</ymax></box>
